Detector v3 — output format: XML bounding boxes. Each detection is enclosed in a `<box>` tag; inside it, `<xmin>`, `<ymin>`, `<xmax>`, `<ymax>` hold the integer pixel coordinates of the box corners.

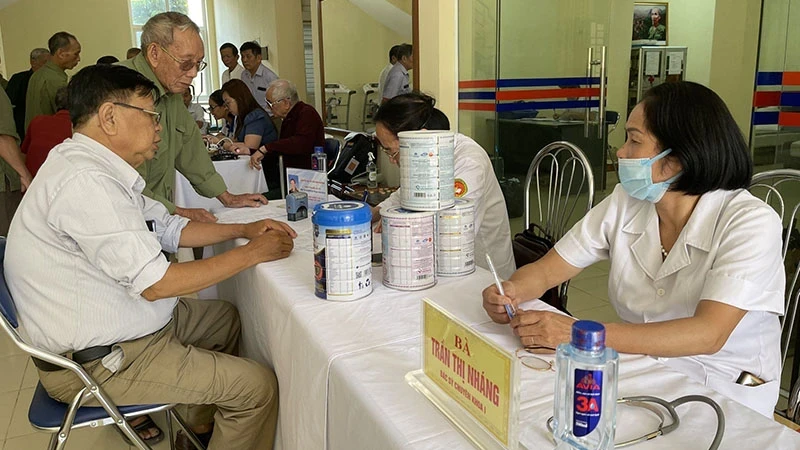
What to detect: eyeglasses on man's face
<box><xmin>265</xmin><ymin>97</ymin><xmax>289</xmax><ymax>110</ymax></box>
<box><xmin>113</xmin><ymin>102</ymin><xmax>162</xmax><ymax>125</ymax></box>
<box><xmin>159</xmin><ymin>45</ymin><xmax>207</xmax><ymax>72</ymax></box>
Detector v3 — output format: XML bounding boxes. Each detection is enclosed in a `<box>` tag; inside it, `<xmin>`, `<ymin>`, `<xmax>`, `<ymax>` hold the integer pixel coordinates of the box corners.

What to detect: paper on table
<box><xmin>667</xmin><ymin>52</ymin><xmax>683</xmax><ymax>75</ymax></box>
<box><xmin>644</xmin><ymin>51</ymin><xmax>660</xmax><ymax>76</ymax></box>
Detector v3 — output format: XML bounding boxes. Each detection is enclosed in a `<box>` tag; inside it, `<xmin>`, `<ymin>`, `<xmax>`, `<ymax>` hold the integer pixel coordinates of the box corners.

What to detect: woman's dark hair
<box><xmin>96</xmin><ymin>55</ymin><xmax>119</xmax><ymax>65</ymax></box>
<box><xmin>640</xmin><ymin>81</ymin><xmax>752</xmax><ymax>194</ymax></box>
<box><xmin>54</xmin><ymin>87</ymin><xmax>69</xmax><ymax>111</ymax></box>
<box><xmin>209</xmin><ymin>89</ymin><xmax>224</xmax><ymax>107</ymax></box>
<box><xmin>221</xmin><ymin>79</ymin><xmax>265</xmax><ymax>138</ymax></box>
<box><xmin>68</xmin><ymin>64</ymin><xmax>156</xmax><ymax>127</ymax></box>
<box><xmin>374</xmin><ymin>92</ymin><xmax>450</xmax><ymax>135</ymax></box>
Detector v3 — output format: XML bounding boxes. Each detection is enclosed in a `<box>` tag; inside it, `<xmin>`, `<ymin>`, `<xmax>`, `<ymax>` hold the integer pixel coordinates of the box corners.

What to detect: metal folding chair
<box><xmin>522</xmin><ymin>141</ymin><xmax>595</xmax><ymax>311</ymax></box>
<box><xmin>749</xmin><ymin>169</ymin><xmax>800</xmax><ymax>422</ymax></box>
<box><xmin>0</xmin><ymin>237</ymin><xmax>205</xmax><ymax>449</ymax></box>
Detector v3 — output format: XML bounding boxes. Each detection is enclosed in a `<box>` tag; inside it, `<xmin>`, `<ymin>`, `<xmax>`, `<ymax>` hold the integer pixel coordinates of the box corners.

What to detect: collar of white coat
<box><xmin>621</xmin><ymin>188</ymin><xmax>727</xmax><ymax>280</ymax></box>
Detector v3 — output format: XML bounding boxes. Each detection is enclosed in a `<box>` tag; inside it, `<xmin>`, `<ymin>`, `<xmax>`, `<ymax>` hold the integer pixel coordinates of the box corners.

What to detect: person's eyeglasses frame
<box><xmin>158</xmin><ymin>44</ymin><xmax>207</xmax><ymax>72</ymax></box>
<box><xmin>265</xmin><ymin>97</ymin><xmax>290</xmax><ymax>110</ymax></box>
<box><xmin>113</xmin><ymin>102</ymin><xmax>162</xmax><ymax>125</ymax></box>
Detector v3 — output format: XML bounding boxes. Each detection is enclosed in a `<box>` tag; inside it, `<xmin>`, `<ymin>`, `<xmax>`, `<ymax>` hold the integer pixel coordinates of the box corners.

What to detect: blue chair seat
<box><xmin>29</xmin><ymin>382</ymin><xmax>165</xmax><ymax>429</ymax></box>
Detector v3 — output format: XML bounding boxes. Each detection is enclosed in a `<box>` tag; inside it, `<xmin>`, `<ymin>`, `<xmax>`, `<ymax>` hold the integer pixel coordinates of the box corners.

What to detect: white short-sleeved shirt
<box><xmin>382</xmin><ymin>62</ymin><xmax>410</xmax><ymax>101</ymax></box>
<box><xmin>221</xmin><ymin>63</ymin><xmax>244</xmax><ymax>84</ymax></box>
<box><xmin>379</xmin><ymin>133</ymin><xmax>515</xmax><ymax>279</ymax></box>
<box><xmin>5</xmin><ymin>133</ymin><xmax>188</xmax><ymax>354</ymax></box>
<box><xmin>554</xmin><ymin>184</ymin><xmax>784</xmax><ymax>416</ymax></box>
<box><xmin>187</xmin><ymin>102</ymin><xmax>208</xmax><ymax>134</ymax></box>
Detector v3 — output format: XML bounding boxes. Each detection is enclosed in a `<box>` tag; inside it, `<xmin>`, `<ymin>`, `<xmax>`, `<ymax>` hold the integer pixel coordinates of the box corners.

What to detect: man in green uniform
<box><xmin>0</xmin><ymin>89</ymin><xmax>33</xmax><ymax>235</ymax></box>
<box><xmin>24</xmin><ymin>32</ymin><xmax>81</xmax><ymax>130</ymax></box>
<box><xmin>121</xmin><ymin>12</ymin><xmax>266</xmax><ymax>222</ymax></box>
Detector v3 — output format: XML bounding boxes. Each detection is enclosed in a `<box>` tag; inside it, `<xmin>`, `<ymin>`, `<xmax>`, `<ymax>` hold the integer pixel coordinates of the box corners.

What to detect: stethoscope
<box><xmin>545</xmin><ymin>395</ymin><xmax>725</xmax><ymax>449</ymax></box>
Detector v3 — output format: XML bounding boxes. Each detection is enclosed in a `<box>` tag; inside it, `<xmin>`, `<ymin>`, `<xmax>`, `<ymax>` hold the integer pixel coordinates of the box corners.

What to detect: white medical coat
<box><xmin>554</xmin><ymin>185</ymin><xmax>784</xmax><ymax>417</ymax></box>
<box><xmin>379</xmin><ymin>133</ymin><xmax>516</xmax><ymax>279</ymax></box>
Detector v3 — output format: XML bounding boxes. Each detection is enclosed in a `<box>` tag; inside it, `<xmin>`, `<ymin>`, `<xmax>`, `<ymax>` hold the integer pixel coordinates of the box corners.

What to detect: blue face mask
<box><xmin>618</xmin><ymin>149</ymin><xmax>681</xmax><ymax>203</ymax></box>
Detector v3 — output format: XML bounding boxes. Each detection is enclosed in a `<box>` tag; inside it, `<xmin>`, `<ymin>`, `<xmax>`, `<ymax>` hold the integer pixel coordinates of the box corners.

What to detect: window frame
<box><xmin>128</xmin><ymin>0</ymin><xmax>212</xmax><ymax>102</ymax></box>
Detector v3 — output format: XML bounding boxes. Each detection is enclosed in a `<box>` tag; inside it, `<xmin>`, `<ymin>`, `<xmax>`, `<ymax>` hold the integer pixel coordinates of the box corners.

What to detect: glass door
<box><xmin>495</xmin><ymin>0</ymin><xmax>611</xmax><ymax>192</ymax></box>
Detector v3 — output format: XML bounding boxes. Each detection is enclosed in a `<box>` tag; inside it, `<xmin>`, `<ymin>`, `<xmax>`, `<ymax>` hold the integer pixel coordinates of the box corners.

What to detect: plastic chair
<box><xmin>749</xmin><ymin>169</ymin><xmax>800</xmax><ymax>421</ymax></box>
<box><xmin>0</xmin><ymin>237</ymin><xmax>205</xmax><ymax>450</ymax></box>
<box><xmin>522</xmin><ymin>141</ymin><xmax>595</xmax><ymax>310</ymax></box>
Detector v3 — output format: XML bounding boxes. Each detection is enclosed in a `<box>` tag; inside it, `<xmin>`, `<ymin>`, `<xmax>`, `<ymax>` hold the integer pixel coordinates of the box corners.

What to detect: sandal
<box><xmin>118</xmin><ymin>414</ymin><xmax>165</xmax><ymax>446</ymax></box>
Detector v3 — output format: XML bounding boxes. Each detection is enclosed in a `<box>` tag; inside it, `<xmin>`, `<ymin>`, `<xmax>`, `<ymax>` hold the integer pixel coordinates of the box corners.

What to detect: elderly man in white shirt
<box><xmin>239</xmin><ymin>41</ymin><xmax>277</xmax><ymax>111</ymax></box>
<box><xmin>483</xmin><ymin>81</ymin><xmax>784</xmax><ymax>417</ymax></box>
<box><xmin>219</xmin><ymin>42</ymin><xmax>244</xmax><ymax>84</ymax></box>
<box><xmin>5</xmin><ymin>64</ymin><xmax>296</xmax><ymax>450</ymax></box>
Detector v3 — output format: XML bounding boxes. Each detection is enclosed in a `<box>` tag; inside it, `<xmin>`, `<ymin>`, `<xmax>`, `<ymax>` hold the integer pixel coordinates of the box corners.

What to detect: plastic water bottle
<box><xmin>366</xmin><ymin>152</ymin><xmax>378</xmax><ymax>188</ymax></box>
<box><xmin>552</xmin><ymin>321</ymin><xmax>618</xmax><ymax>450</ymax></box>
<box><xmin>312</xmin><ymin>146</ymin><xmax>327</xmax><ymax>172</ymax></box>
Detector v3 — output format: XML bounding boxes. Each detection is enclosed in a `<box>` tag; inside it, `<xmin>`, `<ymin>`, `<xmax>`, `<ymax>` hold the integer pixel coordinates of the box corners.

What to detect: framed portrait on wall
<box><xmin>632</xmin><ymin>2</ymin><xmax>668</xmax><ymax>46</ymax></box>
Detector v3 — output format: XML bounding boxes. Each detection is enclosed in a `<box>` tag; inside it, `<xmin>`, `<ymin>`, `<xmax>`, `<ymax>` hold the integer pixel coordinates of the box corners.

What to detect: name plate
<box><xmin>286</xmin><ymin>168</ymin><xmax>327</xmax><ymax>210</ymax></box>
<box><xmin>406</xmin><ymin>298</ymin><xmax>520</xmax><ymax>449</ymax></box>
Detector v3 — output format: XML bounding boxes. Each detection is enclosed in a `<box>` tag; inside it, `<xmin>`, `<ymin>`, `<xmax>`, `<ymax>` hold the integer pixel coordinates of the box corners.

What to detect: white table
<box><xmin>174</xmin><ymin>158</ymin><xmax>268</xmax><ymax>210</ymax></box>
<box><xmin>210</xmin><ymin>204</ymin><xmax>800</xmax><ymax>450</ymax></box>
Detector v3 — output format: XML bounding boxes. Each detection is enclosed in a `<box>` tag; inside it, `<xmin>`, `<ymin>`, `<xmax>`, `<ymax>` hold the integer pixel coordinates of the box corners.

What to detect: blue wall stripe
<box><xmin>458</xmin><ymin>92</ymin><xmax>496</xmax><ymax>100</ymax></box>
<box><xmin>752</xmin><ymin>111</ymin><xmax>779</xmax><ymax>125</ymax></box>
<box><xmin>782</xmin><ymin>92</ymin><xmax>800</xmax><ymax>107</ymax></box>
<box><xmin>496</xmin><ymin>77</ymin><xmax>600</xmax><ymax>88</ymax></box>
<box><xmin>496</xmin><ymin>100</ymin><xmax>600</xmax><ymax>112</ymax></box>
<box><xmin>757</xmin><ymin>72</ymin><xmax>783</xmax><ymax>86</ymax></box>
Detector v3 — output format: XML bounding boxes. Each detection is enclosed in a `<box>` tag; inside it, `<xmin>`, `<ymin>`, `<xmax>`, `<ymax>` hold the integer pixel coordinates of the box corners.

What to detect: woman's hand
<box><xmin>250</xmin><ymin>147</ymin><xmax>266</xmax><ymax>170</ymax></box>
<box><xmin>511</xmin><ymin>310</ymin><xmax>576</xmax><ymax>351</ymax></box>
<box><xmin>482</xmin><ymin>281</ymin><xmax>522</xmax><ymax>324</ymax></box>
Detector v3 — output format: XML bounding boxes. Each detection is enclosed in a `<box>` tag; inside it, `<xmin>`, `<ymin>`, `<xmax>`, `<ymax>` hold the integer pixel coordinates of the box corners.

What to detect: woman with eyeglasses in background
<box><xmin>206</xmin><ymin>79</ymin><xmax>277</xmax><ymax>154</ymax></box>
<box><xmin>371</xmin><ymin>92</ymin><xmax>516</xmax><ymax>280</ymax></box>
<box><xmin>204</xmin><ymin>89</ymin><xmax>235</xmax><ymax>139</ymax></box>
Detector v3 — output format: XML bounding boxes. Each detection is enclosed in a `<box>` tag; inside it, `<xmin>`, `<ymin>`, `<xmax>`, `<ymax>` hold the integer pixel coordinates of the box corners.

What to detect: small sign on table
<box><xmin>406</xmin><ymin>298</ymin><xmax>521</xmax><ymax>449</ymax></box>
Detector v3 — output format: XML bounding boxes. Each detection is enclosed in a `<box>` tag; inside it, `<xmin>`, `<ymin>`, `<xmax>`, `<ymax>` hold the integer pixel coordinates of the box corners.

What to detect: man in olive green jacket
<box><xmin>24</xmin><ymin>32</ymin><xmax>81</xmax><ymax>129</ymax></box>
<box><xmin>0</xmin><ymin>89</ymin><xmax>33</xmax><ymax>235</ymax></box>
<box><xmin>121</xmin><ymin>12</ymin><xmax>266</xmax><ymax>222</ymax></box>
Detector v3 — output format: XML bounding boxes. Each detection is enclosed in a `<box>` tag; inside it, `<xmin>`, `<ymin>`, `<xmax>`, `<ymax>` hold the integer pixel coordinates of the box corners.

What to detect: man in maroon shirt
<box><xmin>21</xmin><ymin>87</ymin><xmax>72</xmax><ymax>177</ymax></box>
<box><xmin>248</xmin><ymin>79</ymin><xmax>324</xmax><ymax>198</ymax></box>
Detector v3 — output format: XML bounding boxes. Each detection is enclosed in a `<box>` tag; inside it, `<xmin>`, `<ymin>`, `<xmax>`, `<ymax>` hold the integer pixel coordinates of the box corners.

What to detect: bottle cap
<box><xmin>571</xmin><ymin>320</ymin><xmax>605</xmax><ymax>352</ymax></box>
<box><xmin>314</xmin><ymin>146</ymin><xmax>324</xmax><ymax>153</ymax></box>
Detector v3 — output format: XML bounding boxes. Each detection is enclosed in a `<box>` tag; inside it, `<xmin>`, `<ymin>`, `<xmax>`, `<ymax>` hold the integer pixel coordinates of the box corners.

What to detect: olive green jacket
<box><xmin>24</xmin><ymin>60</ymin><xmax>67</xmax><ymax>129</ymax></box>
<box><xmin>119</xmin><ymin>54</ymin><xmax>226</xmax><ymax>212</ymax></box>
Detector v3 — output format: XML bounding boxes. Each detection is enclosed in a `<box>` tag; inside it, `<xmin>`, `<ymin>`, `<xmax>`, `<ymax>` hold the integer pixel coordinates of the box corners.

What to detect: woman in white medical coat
<box><xmin>371</xmin><ymin>93</ymin><xmax>516</xmax><ymax>280</ymax></box>
<box><xmin>482</xmin><ymin>81</ymin><xmax>785</xmax><ymax>417</ymax></box>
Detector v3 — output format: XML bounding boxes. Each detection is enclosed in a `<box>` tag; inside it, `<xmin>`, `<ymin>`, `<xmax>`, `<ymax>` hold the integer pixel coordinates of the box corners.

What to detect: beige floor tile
<box><xmin>3</xmin><ymin>431</ymin><xmax>51</xmax><ymax>450</ymax></box>
<box><xmin>0</xmin><ymin>333</ymin><xmax>25</xmax><ymax>359</ymax></box>
<box><xmin>565</xmin><ymin>286</ymin><xmax>608</xmax><ymax>313</ymax></box>
<box><xmin>576</xmin><ymin>304</ymin><xmax>621</xmax><ymax>324</ymax></box>
<box><xmin>20</xmin><ymin>360</ymin><xmax>38</xmax><ymax>391</ymax></box>
<box><xmin>593</xmin><ymin>259</ymin><xmax>611</xmax><ymax>274</ymax></box>
<box><xmin>572</xmin><ymin>264</ymin><xmax>607</xmax><ymax>281</ymax></box>
<box><xmin>0</xmin><ymin>356</ymin><xmax>28</xmax><ymax>395</ymax></box>
<box><xmin>6</xmin><ymin>388</ymin><xmax>36</xmax><ymax>439</ymax></box>
<box><xmin>61</xmin><ymin>425</ymin><xmax>132</xmax><ymax>450</ymax></box>
<box><xmin>569</xmin><ymin>274</ymin><xmax>610</xmax><ymax>300</ymax></box>
<box><xmin>0</xmin><ymin>390</ymin><xmax>19</xmax><ymax>441</ymax></box>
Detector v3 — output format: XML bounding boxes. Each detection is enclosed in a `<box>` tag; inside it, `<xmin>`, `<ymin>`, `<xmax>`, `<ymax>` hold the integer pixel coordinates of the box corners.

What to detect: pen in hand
<box><xmin>486</xmin><ymin>253</ymin><xmax>515</xmax><ymax>319</ymax></box>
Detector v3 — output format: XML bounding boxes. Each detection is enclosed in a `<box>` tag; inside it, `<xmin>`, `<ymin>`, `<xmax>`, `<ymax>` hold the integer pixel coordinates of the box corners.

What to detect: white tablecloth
<box><xmin>174</xmin><ymin>158</ymin><xmax>268</xmax><ymax>210</ymax></box>
<box><xmin>209</xmin><ymin>205</ymin><xmax>800</xmax><ymax>450</ymax></box>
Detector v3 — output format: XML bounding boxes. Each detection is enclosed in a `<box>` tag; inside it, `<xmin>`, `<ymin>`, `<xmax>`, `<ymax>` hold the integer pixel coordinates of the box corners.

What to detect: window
<box><xmin>129</xmin><ymin>0</ymin><xmax>212</xmax><ymax>101</ymax></box>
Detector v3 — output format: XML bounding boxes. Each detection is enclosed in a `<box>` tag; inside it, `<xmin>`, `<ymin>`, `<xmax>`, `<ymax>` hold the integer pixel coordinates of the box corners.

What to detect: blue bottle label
<box><xmin>573</xmin><ymin>368</ymin><xmax>603</xmax><ymax>437</ymax></box>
